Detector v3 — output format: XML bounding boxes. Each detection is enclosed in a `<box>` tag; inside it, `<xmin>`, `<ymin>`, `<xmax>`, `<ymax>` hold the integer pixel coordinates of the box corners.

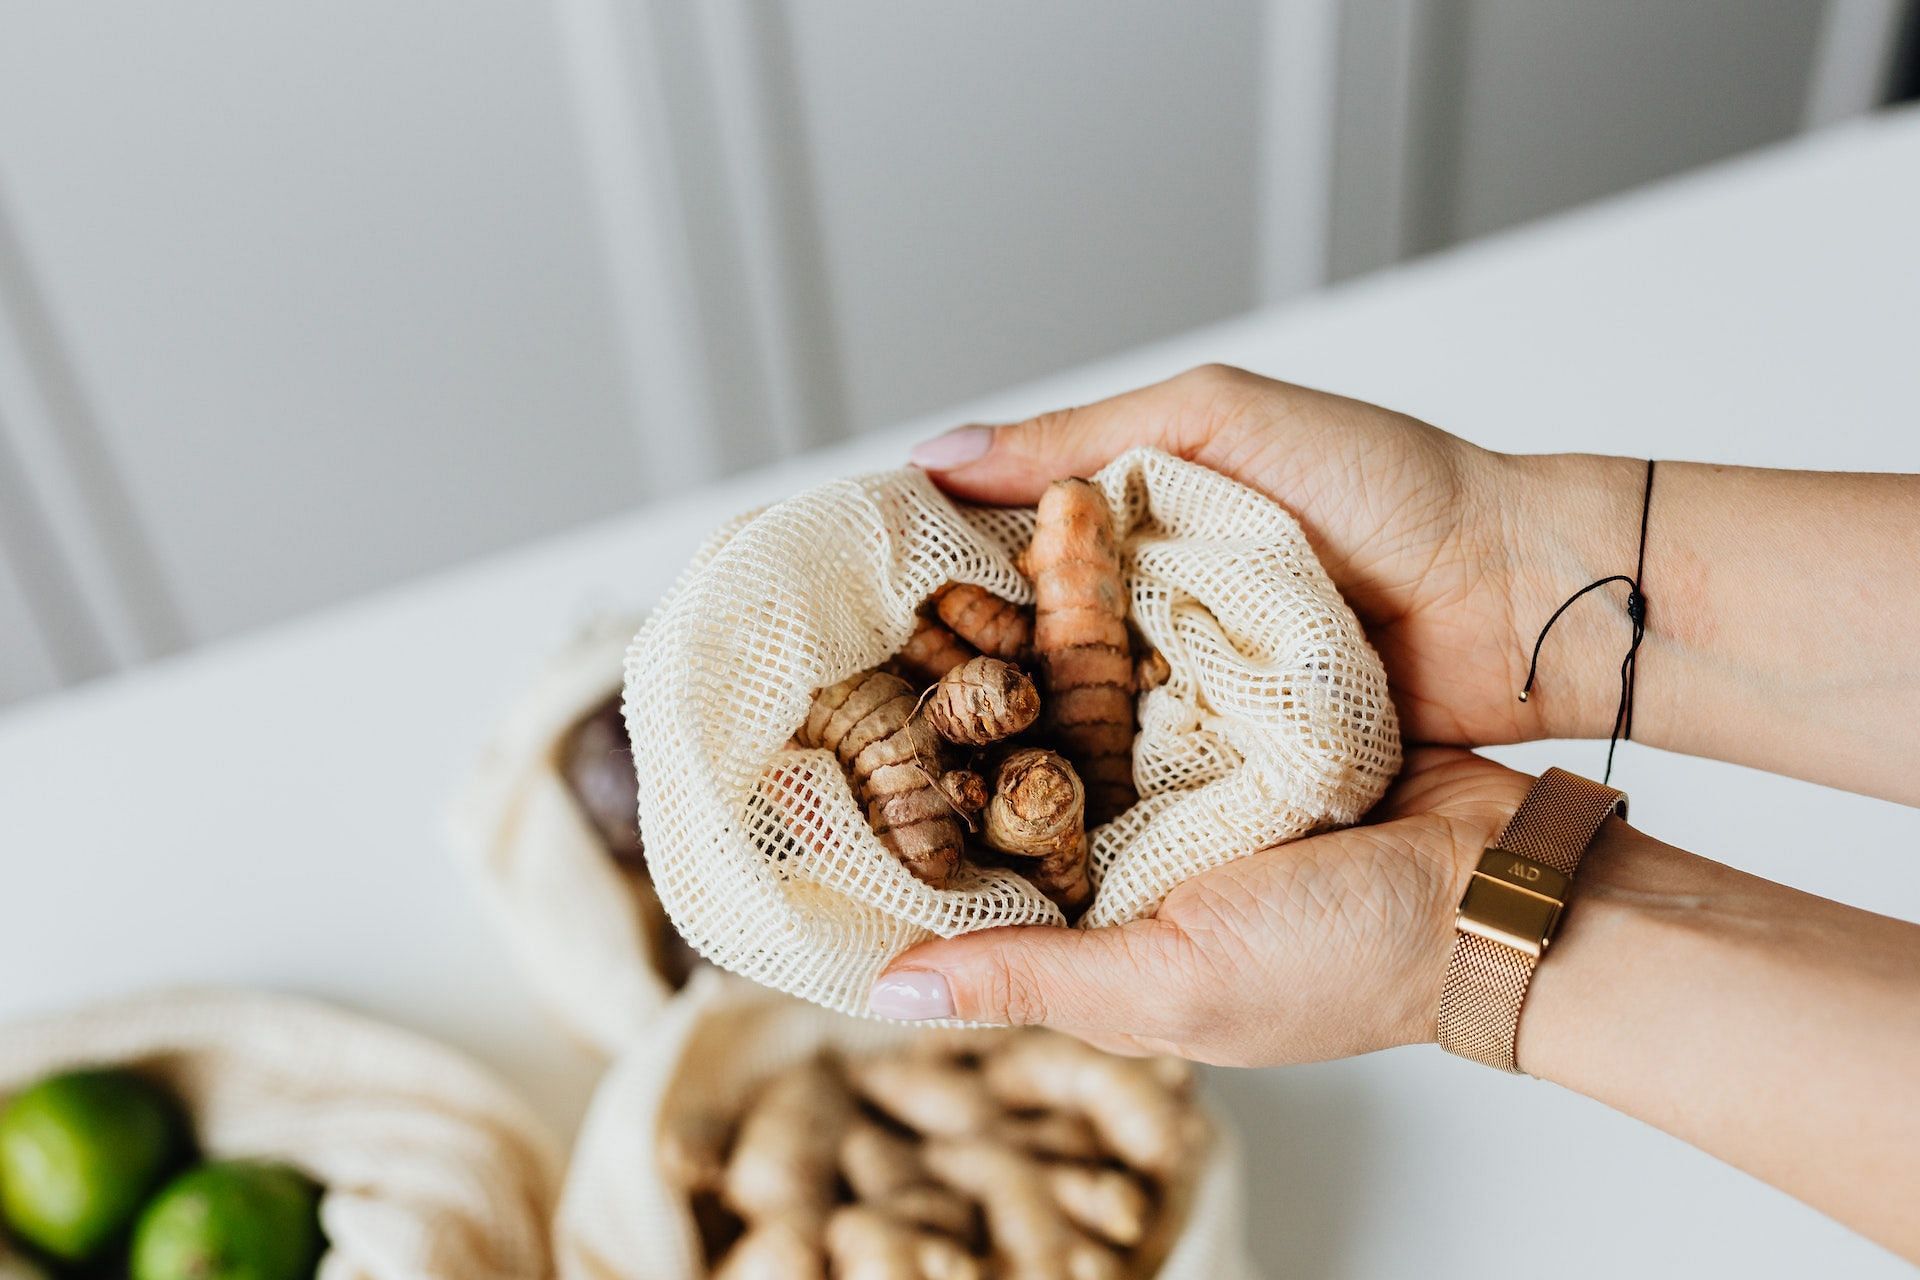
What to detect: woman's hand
<box><xmin>870</xmin><ymin>749</ymin><xmax>1529</xmax><ymax>1065</ymax></box>
<box><xmin>911</xmin><ymin>364</ymin><xmax>1642</xmax><ymax>747</ymax></box>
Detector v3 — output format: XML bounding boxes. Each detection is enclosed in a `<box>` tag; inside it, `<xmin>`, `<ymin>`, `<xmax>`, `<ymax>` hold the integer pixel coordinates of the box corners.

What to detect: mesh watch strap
<box><xmin>1436</xmin><ymin>767</ymin><xmax>1625</xmax><ymax>1072</ymax></box>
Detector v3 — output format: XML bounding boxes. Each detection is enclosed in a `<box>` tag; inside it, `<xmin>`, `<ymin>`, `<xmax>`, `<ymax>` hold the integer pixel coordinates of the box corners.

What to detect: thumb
<box><xmin>908</xmin><ymin>370</ymin><xmax>1223</xmax><ymax>504</ymax></box>
<box><xmin>869</xmin><ymin>918</ymin><xmax>1192</xmax><ymax>1038</ymax></box>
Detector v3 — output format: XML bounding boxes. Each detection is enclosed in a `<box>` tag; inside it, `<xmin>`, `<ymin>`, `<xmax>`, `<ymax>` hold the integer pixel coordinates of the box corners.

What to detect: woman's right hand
<box><xmin>910</xmin><ymin>364</ymin><xmax>1642</xmax><ymax>748</ymax></box>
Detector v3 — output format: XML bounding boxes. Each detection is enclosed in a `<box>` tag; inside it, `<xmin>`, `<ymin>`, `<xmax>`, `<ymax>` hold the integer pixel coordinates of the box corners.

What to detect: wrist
<box><xmin>1492</xmin><ymin>452</ymin><xmax>1650</xmax><ymax>741</ymax></box>
<box><xmin>1416</xmin><ymin>765</ymin><xmax>1626</xmax><ymax>1067</ymax></box>
<box><xmin>1509</xmin><ymin>815</ymin><xmax>1654</xmax><ymax>1080</ymax></box>
<box><xmin>1392</xmin><ymin>764</ymin><xmax>1539</xmax><ymax>1050</ymax></box>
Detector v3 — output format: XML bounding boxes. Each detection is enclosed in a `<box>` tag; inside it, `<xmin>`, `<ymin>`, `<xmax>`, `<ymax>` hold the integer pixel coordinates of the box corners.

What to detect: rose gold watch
<box><xmin>1436</xmin><ymin>767</ymin><xmax>1626</xmax><ymax>1072</ymax></box>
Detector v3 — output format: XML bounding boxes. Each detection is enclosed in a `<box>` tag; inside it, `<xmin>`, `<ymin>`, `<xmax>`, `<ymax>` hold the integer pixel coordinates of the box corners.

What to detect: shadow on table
<box><xmin>1205</xmin><ymin>1061</ymin><xmax>1378</xmax><ymax>1279</ymax></box>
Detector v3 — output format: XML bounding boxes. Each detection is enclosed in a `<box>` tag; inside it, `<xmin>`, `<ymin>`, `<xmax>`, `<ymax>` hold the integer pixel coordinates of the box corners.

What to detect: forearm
<box><xmin>1502</xmin><ymin>456</ymin><xmax>1920</xmax><ymax>804</ymax></box>
<box><xmin>1519</xmin><ymin>819</ymin><xmax>1920</xmax><ymax>1261</ymax></box>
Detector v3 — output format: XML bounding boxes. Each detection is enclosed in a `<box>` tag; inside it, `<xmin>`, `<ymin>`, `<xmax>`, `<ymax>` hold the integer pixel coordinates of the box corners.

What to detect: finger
<box><xmin>869</xmin><ymin>918</ymin><xmax>1194</xmax><ymax>1039</ymax></box>
<box><xmin>907</xmin><ymin>367</ymin><xmax>1239</xmax><ymax>505</ymax></box>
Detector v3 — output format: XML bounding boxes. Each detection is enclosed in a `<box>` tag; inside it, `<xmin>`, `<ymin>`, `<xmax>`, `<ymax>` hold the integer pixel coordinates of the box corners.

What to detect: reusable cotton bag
<box><xmin>453</xmin><ymin>617</ymin><xmax>694</xmax><ymax>1054</ymax></box>
<box><xmin>0</xmin><ymin>989</ymin><xmax>561</xmax><ymax>1280</ymax></box>
<box><xmin>624</xmin><ymin>448</ymin><xmax>1400</xmax><ymax>1018</ymax></box>
<box><xmin>554</xmin><ymin>978</ymin><xmax>1254</xmax><ymax>1280</ymax></box>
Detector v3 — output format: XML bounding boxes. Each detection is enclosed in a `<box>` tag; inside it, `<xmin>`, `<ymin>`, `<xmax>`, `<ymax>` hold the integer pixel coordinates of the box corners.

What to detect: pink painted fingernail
<box><xmin>868</xmin><ymin>971</ymin><xmax>955</xmax><ymax>1020</ymax></box>
<box><xmin>910</xmin><ymin>424</ymin><xmax>994</xmax><ymax>470</ymax></box>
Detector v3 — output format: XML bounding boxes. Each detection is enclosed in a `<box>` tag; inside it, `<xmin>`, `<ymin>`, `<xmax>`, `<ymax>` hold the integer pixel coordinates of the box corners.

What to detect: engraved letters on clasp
<box><xmin>1455</xmin><ymin>848</ymin><xmax>1572</xmax><ymax>958</ymax></box>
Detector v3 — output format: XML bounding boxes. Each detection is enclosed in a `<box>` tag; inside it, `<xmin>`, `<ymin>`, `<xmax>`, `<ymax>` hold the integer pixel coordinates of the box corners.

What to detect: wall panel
<box><xmin>0</xmin><ymin>2</ymin><xmax>644</xmax><ymax>645</ymax></box>
<box><xmin>781</xmin><ymin>1</ymin><xmax>1266</xmax><ymax>433</ymax></box>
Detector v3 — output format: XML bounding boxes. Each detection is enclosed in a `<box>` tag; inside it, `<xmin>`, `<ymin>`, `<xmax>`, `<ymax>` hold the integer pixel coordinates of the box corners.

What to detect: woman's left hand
<box><xmin>869</xmin><ymin>749</ymin><xmax>1529</xmax><ymax>1065</ymax></box>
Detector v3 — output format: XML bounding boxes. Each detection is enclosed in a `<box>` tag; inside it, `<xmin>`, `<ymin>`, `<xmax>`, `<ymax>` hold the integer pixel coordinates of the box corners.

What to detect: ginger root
<box><xmin>1044</xmin><ymin>1165</ymin><xmax>1150</xmax><ymax>1248</ymax></box>
<box><xmin>880</xmin><ymin>1183</ymin><xmax>977</xmax><ymax>1240</ymax></box>
<box><xmin>839</xmin><ymin>1120</ymin><xmax>925</xmax><ymax>1201</ymax></box>
<box><xmin>839</xmin><ymin>1120</ymin><xmax>975</xmax><ymax>1238</ymax></box>
<box><xmin>891</xmin><ymin>614</ymin><xmax>977</xmax><ymax>685</ymax></box>
<box><xmin>983</xmin><ymin>1034</ymin><xmax>1194</xmax><ymax>1178</ymax></box>
<box><xmin>848</xmin><ymin>1054</ymin><xmax>1001</xmax><ymax>1138</ymax></box>
<box><xmin>658</xmin><ymin>1108</ymin><xmax>730</xmax><ymax>1194</ymax></box>
<box><xmin>846</xmin><ymin>1048</ymin><xmax>1110</xmax><ymax>1173</ymax></box>
<box><xmin>934</xmin><ymin>583</ymin><xmax>1033</xmax><ymax>661</ymax></box>
<box><xmin>924</xmin><ymin>656</ymin><xmax>1041</xmax><ymax>747</ymax></box>
<box><xmin>996</xmin><ymin>1109</ymin><xmax>1103</xmax><ymax>1163</ymax></box>
<box><xmin>710</xmin><ymin>1213</ymin><xmax>824</xmax><ymax>1280</ymax></box>
<box><xmin>687</xmin><ymin>1029</ymin><xmax>1205</xmax><ymax>1280</ymax></box>
<box><xmin>799</xmin><ymin>670</ymin><xmax>965</xmax><ymax>888</ymax></box>
<box><xmin>826</xmin><ymin>1206</ymin><xmax>983</xmax><ymax>1280</ymax></box>
<box><xmin>723</xmin><ymin>1057</ymin><xmax>856</xmax><ymax>1222</ymax></box>
<box><xmin>1029</xmin><ymin>479</ymin><xmax>1137</xmax><ymax>823</ymax></box>
<box><xmin>921</xmin><ymin>1137</ymin><xmax>1123</xmax><ymax>1280</ymax></box>
<box><xmin>982</xmin><ymin>748</ymin><xmax>1092</xmax><ymax>915</ymax></box>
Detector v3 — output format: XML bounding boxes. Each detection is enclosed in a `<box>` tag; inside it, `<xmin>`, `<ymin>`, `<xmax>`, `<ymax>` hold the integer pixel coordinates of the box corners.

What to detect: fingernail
<box><xmin>868</xmin><ymin>971</ymin><xmax>955</xmax><ymax>1021</ymax></box>
<box><xmin>909</xmin><ymin>424</ymin><xmax>994</xmax><ymax>470</ymax></box>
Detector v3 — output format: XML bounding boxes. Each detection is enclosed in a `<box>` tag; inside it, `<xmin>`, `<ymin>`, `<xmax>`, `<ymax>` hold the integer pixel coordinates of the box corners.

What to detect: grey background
<box><xmin>0</xmin><ymin>0</ymin><xmax>1908</xmax><ymax>704</ymax></box>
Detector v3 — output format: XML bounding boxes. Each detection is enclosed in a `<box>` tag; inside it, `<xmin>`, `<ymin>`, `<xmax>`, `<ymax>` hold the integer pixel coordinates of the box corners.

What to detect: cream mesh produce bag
<box><xmin>452</xmin><ymin>616</ymin><xmax>694</xmax><ymax>1054</ymax></box>
<box><xmin>0</xmin><ymin>989</ymin><xmax>562</xmax><ymax>1280</ymax></box>
<box><xmin>625</xmin><ymin>447</ymin><xmax>1400</xmax><ymax>1017</ymax></box>
<box><xmin>555</xmin><ymin>978</ymin><xmax>1254</xmax><ymax>1280</ymax></box>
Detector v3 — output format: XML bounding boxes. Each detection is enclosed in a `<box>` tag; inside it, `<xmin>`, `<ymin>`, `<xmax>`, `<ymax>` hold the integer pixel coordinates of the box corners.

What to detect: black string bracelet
<box><xmin>1517</xmin><ymin>458</ymin><xmax>1656</xmax><ymax>784</ymax></box>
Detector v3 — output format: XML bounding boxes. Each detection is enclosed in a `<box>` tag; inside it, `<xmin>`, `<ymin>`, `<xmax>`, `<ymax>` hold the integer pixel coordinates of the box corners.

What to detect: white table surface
<box><xmin>5</xmin><ymin>107</ymin><xmax>1918</xmax><ymax>1277</ymax></box>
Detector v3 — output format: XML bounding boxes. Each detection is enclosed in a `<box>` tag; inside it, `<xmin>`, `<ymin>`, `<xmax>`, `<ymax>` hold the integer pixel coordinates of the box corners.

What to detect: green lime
<box><xmin>0</xmin><ymin>1069</ymin><xmax>186</xmax><ymax>1262</ymax></box>
<box><xmin>130</xmin><ymin>1160</ymin><xmax>322</xmax><ymax>1280</ymax></box>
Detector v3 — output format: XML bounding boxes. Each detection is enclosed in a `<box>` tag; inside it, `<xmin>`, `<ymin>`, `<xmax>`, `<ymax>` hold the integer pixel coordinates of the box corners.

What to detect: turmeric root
<box><xmin>935</xmin><ymin>768</ymin><xmax>988</xmax><ymax>817</ymax></box>
<box><xmin>982</xmin><ymin>748</ymin><xmax>1092</xmax><ymax>915</ymax></box>
<box><xmin>982</xmin><ymin>1033</ymin><xmax>1195</xmax><ymax>1178</ymax></box>
<box><xmin>891</xmin><ymin>614</ymin><xmax>978</xmax><ymax>685</ymax></box>
<box><xmin>924</xmin><ymin>656</ymin><xmax>1041</xmax><ymax>747</ymax></box>
<box><xmin>799</xmin><ymin>670</ymin><xmax>964</xmax><ymax>888</ymax></box>
<box><xmin>934</xmin><ymin>583</ymin><xmax>1033</xmax><ymax>661</ymax></box>
<box><xmin>1132</xmin><ymin>647</ymin><xmax>1170</xmax><ymax>694</ymax></box>
<box><xmin>1029</xmin><ymin>479</ymin><xmax>1136</xmax><ymax>823</ymax></box>
<box><xmin>722</xmin><ymin>1057</ymin><xmax>856</xmax><ymax>1222</ymax></box>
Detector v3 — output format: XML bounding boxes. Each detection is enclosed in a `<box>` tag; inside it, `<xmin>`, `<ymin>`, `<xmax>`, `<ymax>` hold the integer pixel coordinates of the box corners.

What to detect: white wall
<box><xmin>781</xmin><ymin>2</ymin><xmax>1264</xmax><ymax>432</ymax></box>
<box><xmin>0</xmin><ymin>2</ymin><xmax>642</xmax><ymax>651</ymax></box>
<box><xmin>1424</xmin><ymin>0</ymin><xmax>1828</xmax><ymax>248</ymax></box>
<box><xmin>0</xmin><ymin>475</ymin><xmax>68</xmax><ymax>702</ymax></box>
<box><xmin>0</xmin><ymin>1</ymin><xmax>1885</xmax><ymax>705</ymax></box>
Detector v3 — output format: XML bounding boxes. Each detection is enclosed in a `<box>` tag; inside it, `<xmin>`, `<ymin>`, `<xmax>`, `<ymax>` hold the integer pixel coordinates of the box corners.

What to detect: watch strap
<box><xmin>1436</xmin><ymin>767</ymin><xmax>1625</xmax><ymax>1072</ymax></box>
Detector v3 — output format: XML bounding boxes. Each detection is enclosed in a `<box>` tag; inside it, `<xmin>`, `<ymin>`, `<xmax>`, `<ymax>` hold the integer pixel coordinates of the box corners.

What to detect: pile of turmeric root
<box><xmin>799</xmin><ymin>479</ymin><xmax>1164</xmax><ymax>916</ymax></box>
<box><xmin>664</xmin><ymin>1028</ymin><xmax>1205</xmax><ymax>1280</ymax></box>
